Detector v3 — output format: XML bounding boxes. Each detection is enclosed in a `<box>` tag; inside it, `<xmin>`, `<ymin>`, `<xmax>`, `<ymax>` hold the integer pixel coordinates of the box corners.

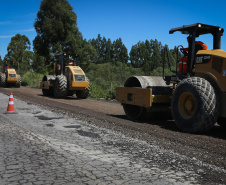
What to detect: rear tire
<box><xmin>15</xmin><ymin>74</ymin><xmax>21</xmax><ymax>88</ymax></box>
<box><xmin>54</xmin><ymin>75</ymin><xmax>68</xmax><ymax>98</ymax></box>
<box><xmin>172</xmin><ymin>77</ymin><xmax>219</xmax><ymax>133</ymax></box>
<box><xmin>41</xmin><ymin>75</ymin><xmax>54</xmax><ymax>96</ymax></box>
<box><xmin>76</xmin><ymin>77</ymin><xmax>90</xmax><ymax>99</ymax></box>
<box><xmin>0</xmin><ymin>72</ymin><xmax>6</xmax><ymax>87</ymax></box>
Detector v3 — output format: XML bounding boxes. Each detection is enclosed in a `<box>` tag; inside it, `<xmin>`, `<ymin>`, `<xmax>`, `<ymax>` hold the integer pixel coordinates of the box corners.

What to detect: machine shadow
<box><xmin>109</xmin><ymin>114</ymin><xmax>178</xmax><ymax>132</ymax></box>
<box><xmin>110</xmin><ymin>114</ymin><xmax>226</xmax><ymax>140</ymax></box>
<box><xmin>204</xmin><ymin>125</ymin><xmax>226</xmax><ymax>140</ymax></box>
<box><xmin>37</xmin><ymin>94</ymin><xmax>81</xmax><ymax>100</ymax></box>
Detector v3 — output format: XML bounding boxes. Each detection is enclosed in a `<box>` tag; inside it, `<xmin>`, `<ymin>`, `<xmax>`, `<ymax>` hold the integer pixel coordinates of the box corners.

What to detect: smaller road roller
<box><xmin>0</xmin><ymin>61</ymin><xmax>21</xmax><ymax>88</ymax></box>
<box><xmin>116</xmin><ymin>23</ymin><xmax>226</xmax><ymax>133</ymax></box>
<box><xmin>40</xmin><ymin>53</ymin><xmax>90</xmax><ymax>99</ymax></box>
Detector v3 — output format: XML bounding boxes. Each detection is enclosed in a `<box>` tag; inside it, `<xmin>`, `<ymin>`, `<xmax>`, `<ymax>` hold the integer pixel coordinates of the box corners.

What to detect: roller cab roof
<box><xmin>169</xmin><ymin>23</ymin><xmax>224</xmax><ymax>37</ymax></box>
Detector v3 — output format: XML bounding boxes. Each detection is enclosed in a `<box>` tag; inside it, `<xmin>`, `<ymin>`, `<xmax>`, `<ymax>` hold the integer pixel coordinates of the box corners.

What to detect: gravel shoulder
<box><xmin>0</xmin><ymin>86</ymin><xmax>226</xmax><ymax>184</ymax></box>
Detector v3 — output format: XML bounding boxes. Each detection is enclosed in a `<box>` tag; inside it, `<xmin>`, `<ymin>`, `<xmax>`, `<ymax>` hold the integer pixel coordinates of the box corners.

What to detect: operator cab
<box><xmin>54</xmin><ymin>53</ymin><xmax>78</xmax><ymax>75</ymax></box>
<box><xmin>165</xmin><ymin>23</ymin><xmax>224</xmax><ymax>83</ymax></box>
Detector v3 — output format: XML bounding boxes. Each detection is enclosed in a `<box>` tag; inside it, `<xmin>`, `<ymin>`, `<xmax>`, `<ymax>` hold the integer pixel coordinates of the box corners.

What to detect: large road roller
<box><xmin>116</xmin><ymin>23</ymin><xmax>226</xmax><ymax>133</ymax></box>
<box><xmin>0</xmin><ymin>61</ymin><xmax>21</xmax><ymax>88</ymax></box>
<box><xmin>40</xmin><ymin>53</ymin><xmax>90</xmax><ymax>99</ymax></box>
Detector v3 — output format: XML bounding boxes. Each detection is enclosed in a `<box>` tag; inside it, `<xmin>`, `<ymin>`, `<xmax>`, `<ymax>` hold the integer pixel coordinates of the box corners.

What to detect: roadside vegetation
<box><xmin>0</xmin><ymin>0</ymin><xmax>181</xmax><ymax>99</ymax></box>
<box><xmin>21</xmin><ymin>72</ymin><xmax>44</xmax><ymax>88</ymax></box>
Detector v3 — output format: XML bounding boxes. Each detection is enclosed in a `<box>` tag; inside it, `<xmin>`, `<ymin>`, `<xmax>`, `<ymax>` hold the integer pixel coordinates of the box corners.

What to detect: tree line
<box><xmin>0</xmin><ymin>0</ymin><xmax>181</xmax><ymax>98</ymax></box>
<box><xmin>1</xmin><ymin>33</ymin><xmax>179</xmax><ymax>75</ymax></box>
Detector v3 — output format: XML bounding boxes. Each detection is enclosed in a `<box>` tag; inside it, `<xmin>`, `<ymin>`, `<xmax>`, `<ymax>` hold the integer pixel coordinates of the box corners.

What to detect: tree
<box><xmin>89</xmin><ymin>34</ymin><xmax>105</xmax><ymax>64</ymax></box>
<box><xmin>78</xmin><ymin>41</ymin><xmax>97</xmax><ymax>72</ymax></box>
<box><xmin>5</xmin><ymin>34</ymin><xmax>31</xmax><ymax>72</ymax></box>
<box><xmin>129</xmin><ymin>44</ymin><xmax>139</xmax><ymax>67</ymax></box>
<box><xmin>148</xmin><ymin>39</ymin><xmax>162</xmax><ymax>73</ymax></box>
<box><xmin>34</xmin><ymin>0</ymin><xmax>82</xmax><ymax>65</ymax></box>
<box><xmin>32</xmin><ymin>53</ymin><xmax>46</xmax><ymax>73</ymax></box>
<box><xmin>86</xmin><ymin>62</ymin><xmax>144</xmax><ymax>99</ymax></box>
<box><xmin>0</xmin><ymin>56</ymin><xmax>3</xmax><ymax>72</ymax></box>
<box><xmin>90</xmin><ymin>35</ymin><xmax>128</xmax><ymax>65</ymax></box>
<box><xmin>0</xmin><ymin>56</ymin><xmax>3</xmax><ymax>67</ymax></box>
<box><xmin>104</xmin><ymin>38</ymin><xmax>113</xmax><ymax>64</ymax></box>
<box><xmin>112</xmin><ymin>38</ymin><xmax>129</xmax><ymax>64</ymax></box>
<box><xmin>20</xmin><ymin>51</ymin><xmax>33</xmax><ymax>73</ymax></box>
<box><xmin>129</xmin><ymin>39</ymin><xmax>164</xmax><ymax>75</ymax></box>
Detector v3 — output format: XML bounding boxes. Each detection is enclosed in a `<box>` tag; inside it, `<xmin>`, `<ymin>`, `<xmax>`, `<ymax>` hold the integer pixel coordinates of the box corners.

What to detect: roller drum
<box><xmin>123</xmin><ymin>76</ymin><xmax>171</xmax><ymax>120</ymax></box>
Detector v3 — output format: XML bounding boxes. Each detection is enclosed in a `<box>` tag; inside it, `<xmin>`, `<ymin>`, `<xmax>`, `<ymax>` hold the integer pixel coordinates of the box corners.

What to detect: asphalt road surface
<box><xmin>0</xmin><ymin>86</ymin><xmax>225</xmax><ymax>185</ymax></box>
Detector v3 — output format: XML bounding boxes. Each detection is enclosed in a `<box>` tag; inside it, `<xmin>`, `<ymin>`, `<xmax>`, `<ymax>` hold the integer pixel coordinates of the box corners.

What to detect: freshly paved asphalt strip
<box><xmin>0</xmin><ymin>92</ymin><xmax>217</xmax><ymax>184</ymax></box>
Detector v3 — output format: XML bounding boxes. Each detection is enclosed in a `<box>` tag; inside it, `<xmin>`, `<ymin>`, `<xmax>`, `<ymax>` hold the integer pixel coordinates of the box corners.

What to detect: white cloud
<box><xmin>10</xmin><ymin>28</ymin><xmax>35</xmax><ymax>33</ymax></box>
<box><xmin>0</xmin><ymin>21</ymin><xmax>12</xmax><ymax>25</ymax></box>
<box><xmin>14</xmin><ymin>21</ymin><xmax>34</xmax><ymax>25</ymax></box>
<box><xmin>27</xmin><ymin>13</ymin><xmax>36</xmax><ymax>16</ymax></box>
<box><xmin>0</xmin><ymin>35</ymin><xmax>13</xmax><ymax>38</ymax></box>
<box><xmin>20</xmin><ymin>28</ymin><xmax>35</xmax><ymax>32</ymax></box>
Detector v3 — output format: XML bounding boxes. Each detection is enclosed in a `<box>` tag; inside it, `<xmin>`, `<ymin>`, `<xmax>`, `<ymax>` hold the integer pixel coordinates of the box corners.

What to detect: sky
<box><xmin>1</xmin><ymin>0</ymin><xmax>226</xmax><ymax>59</ymax></box>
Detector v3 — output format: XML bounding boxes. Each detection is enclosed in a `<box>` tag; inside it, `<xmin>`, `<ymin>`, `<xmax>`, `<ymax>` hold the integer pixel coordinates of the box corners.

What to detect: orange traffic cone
<box><xmin>4</xmin><ymin>91</ymin><xmax>17</xmax><ymax>114</ymax></box>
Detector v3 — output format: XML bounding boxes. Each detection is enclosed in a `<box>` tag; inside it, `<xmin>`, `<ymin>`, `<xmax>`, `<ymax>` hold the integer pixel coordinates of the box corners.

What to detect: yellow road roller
<box><xmin>116</xmin><ymin>23</ymin><xmax>226</xmax><ymax>133</ymax></box>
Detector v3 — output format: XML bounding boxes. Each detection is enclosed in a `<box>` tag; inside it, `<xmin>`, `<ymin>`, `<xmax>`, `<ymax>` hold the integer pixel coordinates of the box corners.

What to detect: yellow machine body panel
<box><xmin>40</xmin><ymin>66</ymin><xmax>89</xmax><ymax>91</ymax></box>
<box><xmin>193</xmin><ymin>49</ymin><xmax>226</xmax><ymax>92</ymax></box>
<box><xmin>116</xmin><ymin>87</ymin><xmax>171</xmax><ymax>108</ymax></box>
<box><xmin>116</xmin><ymin>87</ymin><xmax>152</xmax><ymax>108</ymax></box>
<box><xmin>6</xmin><ymin>69</ymin><xmax>18</xmax><ymax>83</ymax></box>
<box><xmin>65</xmin><ymin>66</ymin><xmax>89</xmax><ymax>91</ymax></box>
<box><xmin>71</xmin><ymin>81</ymin><xmax>89</xmax><ymax>90</ymax></box>
<box><xmin>193</xmin><ymin>49</ymin><xmax>226</xmax><ymax>117</ymax></box>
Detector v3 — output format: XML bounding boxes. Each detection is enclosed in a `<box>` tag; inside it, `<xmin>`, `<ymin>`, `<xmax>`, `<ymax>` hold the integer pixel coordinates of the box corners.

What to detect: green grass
<box><xmin>21</xmin><ymin>71</ymin><xmax>44</xmax><ymax>88</ymax></box>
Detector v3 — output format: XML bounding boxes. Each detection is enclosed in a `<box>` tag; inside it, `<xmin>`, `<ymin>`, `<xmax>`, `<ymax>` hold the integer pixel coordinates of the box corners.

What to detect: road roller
<box><xmin>116</xmin><ymin>23</ymin><xmax>226</xmax><ymax>133</ymax></box>
<box><xmin>0</xmin><ymin>61</ymin><xmax>21</xmax><ymax>88</ymax></box>
<box><xmin>40</xmin><ymin>53</ymin><xmax>90</xmax><ymax>99</ymax></box>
